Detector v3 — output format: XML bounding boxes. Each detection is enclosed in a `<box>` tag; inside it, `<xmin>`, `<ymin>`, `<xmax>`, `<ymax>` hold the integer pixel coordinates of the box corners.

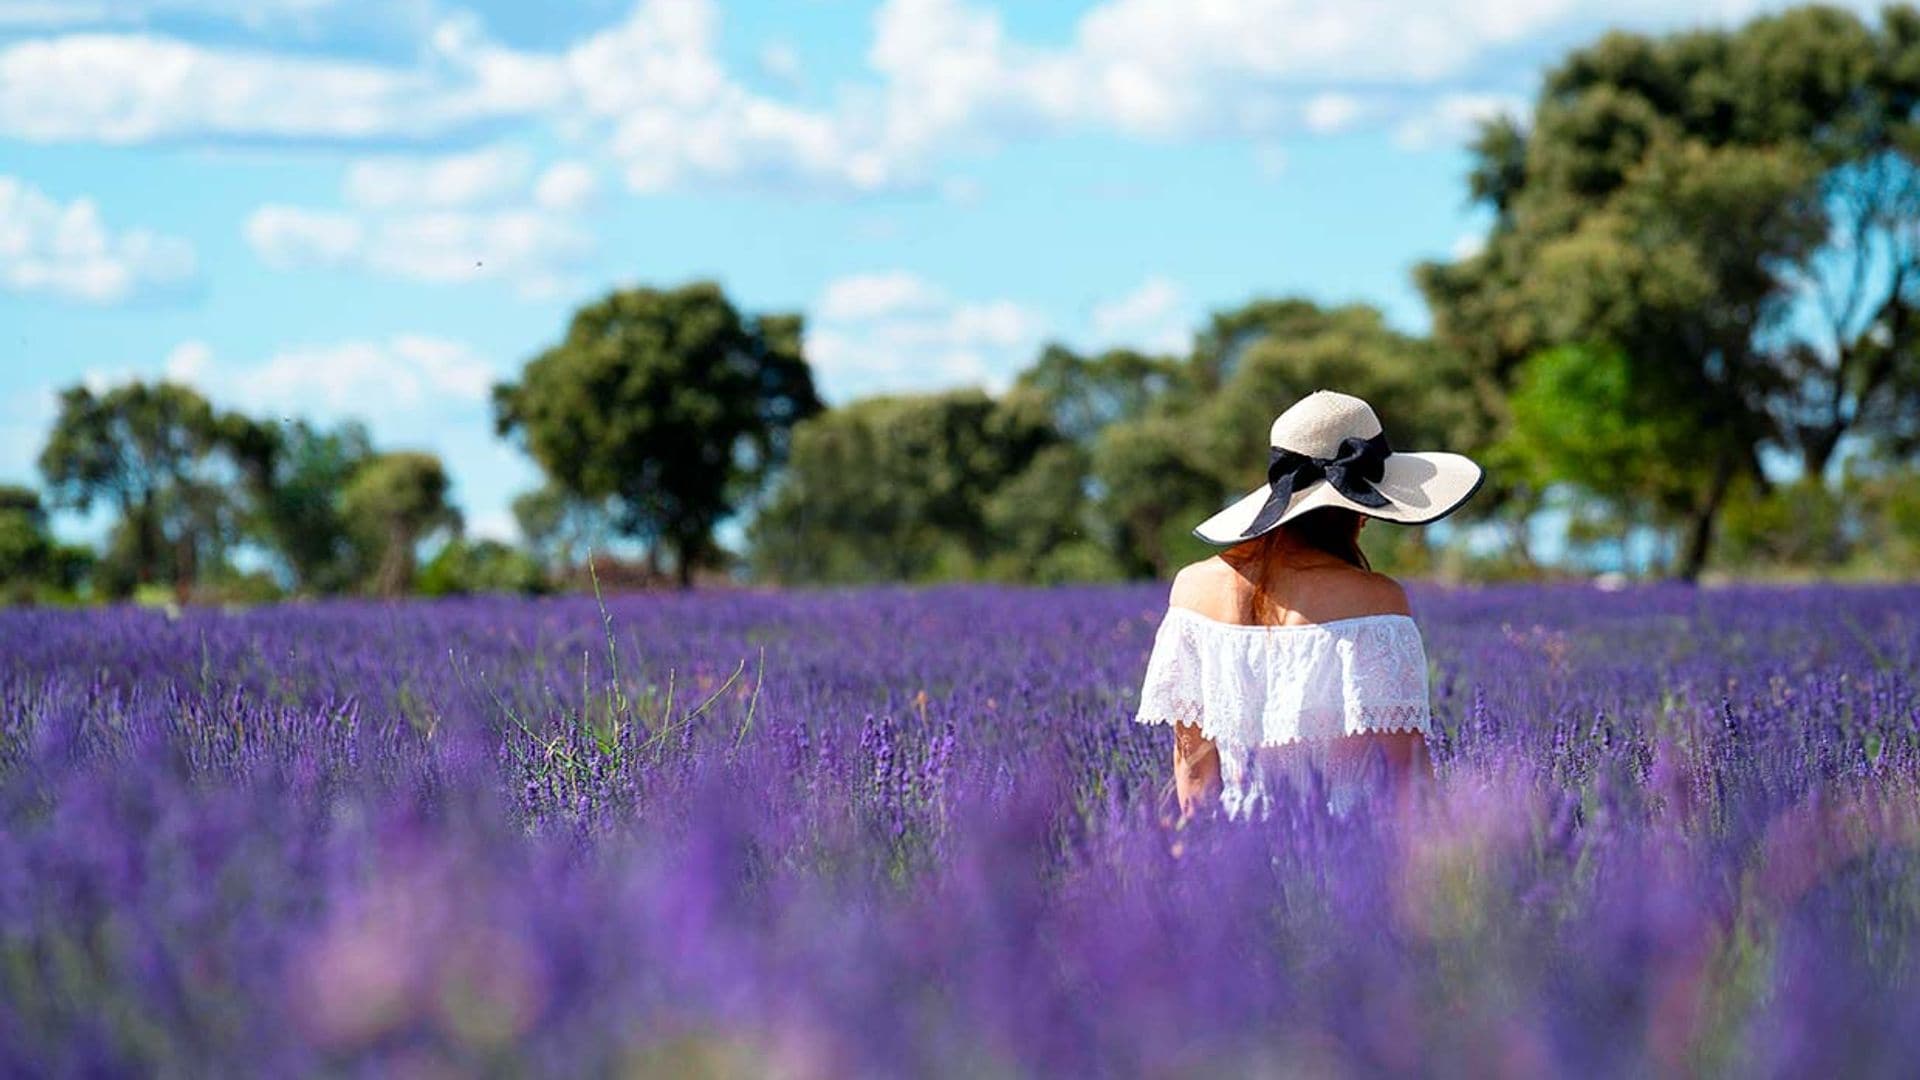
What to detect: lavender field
<box><xmin>4</xmin><ymin>583</ymin><xmax>1920</xmax><ymax>1076</ymax></box>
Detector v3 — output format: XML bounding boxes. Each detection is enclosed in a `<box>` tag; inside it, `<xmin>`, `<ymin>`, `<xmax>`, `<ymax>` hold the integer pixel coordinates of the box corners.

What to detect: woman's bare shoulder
<box><xmin>1167</xmin><ymin>558</ymin><xmax>1228</xmax><ymax>610</ymax></box>
<box><xmin>1164</xmin><ymin>557</ymin><xmax>1409</xmax><ymax>623</ymax></box>
<box><xmin>1352</xmin><ymin>570</ymin><xmax>1411</xmax><ymax>617</ymax></box>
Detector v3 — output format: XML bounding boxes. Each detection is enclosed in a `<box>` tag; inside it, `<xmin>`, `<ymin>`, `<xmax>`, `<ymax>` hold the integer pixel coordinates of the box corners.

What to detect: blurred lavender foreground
<box><xmin>4</xmin><ymin>584</ymin><xmax>1920</xmax><ymax>1076</ymax></box>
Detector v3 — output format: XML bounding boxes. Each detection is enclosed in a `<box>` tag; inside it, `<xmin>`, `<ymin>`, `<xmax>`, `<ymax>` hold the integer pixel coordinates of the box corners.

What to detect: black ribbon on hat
<box><xmin>1242</xmin><ymin>431</ymin><xmax>1393</xmax><ymax>537</ymax></box>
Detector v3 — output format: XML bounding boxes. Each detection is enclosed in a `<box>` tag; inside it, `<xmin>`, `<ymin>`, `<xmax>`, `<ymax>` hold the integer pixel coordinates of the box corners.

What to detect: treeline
<box><xmin>10</xmin><ymin>4</ymin><xmax>1920</xmax><ymax>603</ymax></box>
<box><xmin>1</xmin><ymin>380</ymin><xmax>534</xmax><ymax>605</ymax></box>
<box><xmin>749</xmin><ymin>306</ymin><xmax>1482</xmax><ymax>583</ymax></box>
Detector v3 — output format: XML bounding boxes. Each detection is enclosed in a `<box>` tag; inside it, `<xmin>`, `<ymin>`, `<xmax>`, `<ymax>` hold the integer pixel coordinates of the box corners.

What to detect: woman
<box><xmin>1134</xmin><ymin>390</ymin><xmax>1483</xmax><ymax>821</ymax></box>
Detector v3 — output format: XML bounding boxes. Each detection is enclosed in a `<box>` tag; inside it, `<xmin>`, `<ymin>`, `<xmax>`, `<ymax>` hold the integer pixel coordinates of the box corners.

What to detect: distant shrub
<box><xmin>418</xmin><ymin>539</ymin><xmax>548</xmax><ymax>597</ymax></box>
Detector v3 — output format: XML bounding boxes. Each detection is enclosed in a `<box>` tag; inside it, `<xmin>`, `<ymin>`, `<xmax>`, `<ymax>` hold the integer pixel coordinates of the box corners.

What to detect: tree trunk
<box><xmin>174</xmin><ymin>527</ymin><xmax>196</xmax><ymax>605</ymax></box>
<box><xmin>673</xmin><ymin>536</ymin><xmax>696</xmax><ymax>589</ymax></box>
<box><xmin>135</xmin><ymin>498</ymin><xmax>160</xmax><ymax>586</ymax></box>
<box><xmin>1802</xmin><ymin>427</ymin><xmax>1841</xmax><ymax>485</ymax></box>
<box><xmin>378</xmin><ymin>524</ymin><xmax>414</xmax><ymax>597</ymax></box>
<box><xmin>1676</xmin><ymin>455</ymin><xmax>1736</xmax><ymax>584</ymax></box>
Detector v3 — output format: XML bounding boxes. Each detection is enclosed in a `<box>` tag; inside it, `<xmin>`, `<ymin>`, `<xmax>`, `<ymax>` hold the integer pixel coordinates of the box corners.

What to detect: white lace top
<box><xmin>1133</xmin><ymin>607</ymin><xmax>1432</xmax><ymax>819</ymax></box>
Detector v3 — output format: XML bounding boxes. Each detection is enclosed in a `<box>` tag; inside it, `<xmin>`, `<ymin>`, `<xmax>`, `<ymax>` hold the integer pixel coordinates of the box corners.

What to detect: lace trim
<box><xmin>1131</xmin><ymin>605</ymin><xmax>1432</xmax><ymax>747</ymax></box>
<box><xmin>1133</xmin><ymin>703</ymin><xmax>1431</xmax><ymax>747</ymax></box>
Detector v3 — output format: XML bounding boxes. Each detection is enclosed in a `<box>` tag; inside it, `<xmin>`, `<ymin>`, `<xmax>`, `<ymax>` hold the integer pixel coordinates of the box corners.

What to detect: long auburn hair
<box><xmin>1240</xmin><ymin>507</ymin><xmax>1371</xmax><ymax>624</ymax></box>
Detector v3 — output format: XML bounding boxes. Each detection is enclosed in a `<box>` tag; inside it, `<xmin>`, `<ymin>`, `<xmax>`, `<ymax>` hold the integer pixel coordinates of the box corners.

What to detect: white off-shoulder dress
<box><xmin>1133</xmin><ymin>606</ymin><xmax>1433</xmax><ymax>820</ymax></box>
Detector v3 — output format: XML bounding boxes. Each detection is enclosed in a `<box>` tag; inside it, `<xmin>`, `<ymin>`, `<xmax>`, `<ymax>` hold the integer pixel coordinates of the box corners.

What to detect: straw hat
<box><xmin>1191</xmin><ymin>390</ymin><xmax>1484</xmax><ymax>546</ymax></box>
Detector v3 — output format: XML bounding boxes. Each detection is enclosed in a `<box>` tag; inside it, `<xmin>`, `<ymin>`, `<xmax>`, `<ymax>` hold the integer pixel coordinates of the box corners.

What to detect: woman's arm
<box><xmin>1173</xmin><ymin>722</ymin><xmax>1220</xmax><ymax>819</ymax></box>
<box><xmin>1328</xmin><ymin>731</ymin><xmax>1433</xmax><ymax>816</ymax></box>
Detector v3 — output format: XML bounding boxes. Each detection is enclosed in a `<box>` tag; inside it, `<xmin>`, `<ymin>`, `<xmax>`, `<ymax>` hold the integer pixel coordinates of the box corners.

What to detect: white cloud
<box><xmin>563</xmin><ymin>0</ymin><xmax>896</xmax><ymax>194</ymax></box>
<box><xmin>163</xmin><ymin>339</ymin><xmax>213</xmax><ymax>382</ymax></box>
<box><xmin>1391</xmin><ymin>91</ymin><xmax>1525</xmax><ymax>150</ymax></box>
<box><xmin>363</xmin><ymin>210</ymin><xmax>587</xmax><ymax>292</ymax></box>
<box><xmin>817</xmin><ymin>270</ymin><xmax>943</xmax><ymax>322</ymax></box>
<box><xmin>0</xmin><ymin>174</ymin><xmax>195</xmax><ymax>302</ymax></box>
<box><xmin>245</xmin><ymin>205</ymin><xmax>362</xmax><ymax>269</ymax></box>
<box><xmin>217</xmin><ymin>335</ymin><xmax>499</xmax><ymax>415</ymax></box>
<box><xmin>1088</xmin><ymin>275</ymin><xmax>1191</xmax><ymax>354</ymax></box>
<box><xmin>533</xmin><ymin>161</ymin><xmax>599</xmax><ymax>211</ymax></box>
<box><xmin>0</xmin><ymin>0</ymin><xmax>341</xmax><ymax>31</ymax></box>
<box><xmin>246</xmin><ymin>204</ymin><xmax>588</xmax><ymax>296</ymax></box>
<box><xmin>1302</xmin><ymin>91</ymin><xmax>1364</xmax><ymax>134</ymax></box>
<box><xmin>0</xmin><ymin>22</ymin><xmax>565</xmax><ymax>145</ymax></box>
<box><xmin>246</xmin><ymin>145</ymin><xmax>592</xmax><ymax>296</ymax></box>
<box><xmin>807</xmin><ymin>270</ymin><xmax>1047</xmax><ymax>400</ymax></box>
<box><xmin>343</xmin><ymin>146</ymin><xmax>533</xmax><ymax>210</ymax></box>
<box><xmin>0</xmin><ymin>0</ymin><xmax>1802</xmax><ymax>202</ymax></box>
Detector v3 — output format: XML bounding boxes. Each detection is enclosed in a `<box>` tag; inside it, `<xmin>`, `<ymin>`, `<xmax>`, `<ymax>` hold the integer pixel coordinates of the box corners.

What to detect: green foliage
<box><xmin>1712</xmin><ymin>460</ymin><xmax>1920</xmax><ymax>577</ymax></box>
<box><xmin>1716</xmin><ymin>477</ymin><xmax>1853</xmax><ymax>569</ymax></box>
<box><xmin>0</xmin><ymin>485</ymin><xmax>52</xmax><ymax>588</ymax></box>
<box><xmin>342</xmin><ymin>452</ymin><xmax>460</xmax><ymax>597</ymax></box>
<box><xmin>0</xmin><ymin>485</ymin><xmax>77</xmax><ymax>603</ymax></box>
<box><xmin>1088</xmin><ymin>415</ymin><xmax>1217</xmax><ymax>576</ymax></box>
<box><xmin>495</xmin><ymin>281</ymin><xmax>822</xmax><ymax>586</ymax></box>
<box><xmin>37</xmin><ymin>381</ymin><xmax>249</xmax><ymax>599</ymax></box>
<box><xmin>1506</xmin><ymin>342</ymin><xmax>1715</xmax><ymax>518</ymax></box>
<box><xmin>240</xmin><ymin>420</ymin><xmax>376</xmax><ymax>594</ymax></box>
<box><xmin>1014</xmin><ymin>344</ymin><xmax>1187</xmax><ymax>441</ymax></box>
<box><xmin>981</xmin><ymin>443</ymin><xmax>1096</xmax><ymax>572</ymax></box>
<box><xmin>418</xmin><ymin>539</ymin><xmax>547</xmax><ymax>597</ymax></box>
<box><xmin>1419</xmin><ymin>5</ymin><xmax>1920</xmax><ymax>578</ymax></box>
<box><xmin>747</xmin><ymin>298</ymin><xmax>1493</xmax><ymax>585</ymax></box>
<box><xmin>512</xmin><ymin>484</ymin><xmax>615</xmax><ymax>576</ymax></box>
<box><xmin>749</xmin><ymin>389</ymin><xmax>1056</xmax><ymax>584</ymax></box>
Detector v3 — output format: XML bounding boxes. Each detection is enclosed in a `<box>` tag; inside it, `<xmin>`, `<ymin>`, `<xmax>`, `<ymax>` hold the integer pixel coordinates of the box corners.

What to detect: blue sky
<box><xmin>0</xmin><ymin>0</ymin><xmax>1856</xmax><ymax>547</ymax></box>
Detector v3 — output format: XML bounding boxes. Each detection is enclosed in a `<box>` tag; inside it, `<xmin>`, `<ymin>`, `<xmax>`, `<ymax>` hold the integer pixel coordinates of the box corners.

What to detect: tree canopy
<box><xmin>341</xmin><ymin>451</ymin><xmax>460</xmax><ymax>598</ymax></box>
<box><xmin>495</xmin><ymin>281</ymin><xmax>822</xmax><ymax>586</ymax></box>
<box><xmin>37</xmin><ymin>381</ymin><xmax>248</xmax><ymax>599</ymax></box>
<box><xmin>1419</xmin><ymin>4</ymin><xmax>1920</xmax><ymax>577</ymax></box>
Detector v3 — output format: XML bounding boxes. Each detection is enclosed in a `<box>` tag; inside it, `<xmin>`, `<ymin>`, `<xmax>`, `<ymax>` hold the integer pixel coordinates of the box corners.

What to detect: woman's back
<box><xmin>1138</xmin><ymin>537</ymin><xmax>1434</xmax><ymax>820</ymax></box>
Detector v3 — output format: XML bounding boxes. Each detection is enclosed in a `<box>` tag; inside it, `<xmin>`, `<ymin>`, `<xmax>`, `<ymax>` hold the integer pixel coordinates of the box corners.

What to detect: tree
<box><xmin>494</xmin><ymin>282</ymin><xmax>822</xmax><ymax>587</ymax></box>
<box><xmin>1013</xmin><ymin>344</ymin><xmax>1188</xmax><ymax>442</ymax></box>
<box><xmin>748</xmin><ymin>390</ymin><xmax>1056</xmax><ymax>583</ymax></box>
<box><xmin>1418</xmin><ymin>7</ymin><xmax>1920</xmax><ymax>578</ymax></box>
<box><xmin>1089</xmin><ymin>416</ymin><xmax>1220</xmax><ymax>576</ymax></box>
<box><xmin>417</xmin><ymin>538</ymin><xmax>546</xmax><ymax>597</ymax></box>
<box><xmin>0</xmin><ymin>485</ymin><xmax>55</xmax><ymax>602</ymax></box>
<box><xmin>37</xmin><ymin>381</ymin><xmax>244</xmax><ymax>599</ymax></box>
<box><xmin>341</xmin><ymin>452</ymin><xmax>460</xmax><ymax>597</ymax></box>
<box><xmin>0</xmin><ymin>486</ymin><xmax>92</xmax><ymax>604</ymax></box>
<box><xmin>233</xmin><ymin>419</ymin><xmax>376</xmax><ymax>594</ymax></box>
<box><xmin>512</xmin><ymin>484</ymin><xmax>616</xmax><ymax>578</ymax></box>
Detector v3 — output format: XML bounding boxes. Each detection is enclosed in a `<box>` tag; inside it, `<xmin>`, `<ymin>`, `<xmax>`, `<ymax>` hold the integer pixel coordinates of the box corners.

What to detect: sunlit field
<box><xmin>5</xmin><ymin>583</ymin><xmax>1920</xmax><ymax>1075</ymax></box>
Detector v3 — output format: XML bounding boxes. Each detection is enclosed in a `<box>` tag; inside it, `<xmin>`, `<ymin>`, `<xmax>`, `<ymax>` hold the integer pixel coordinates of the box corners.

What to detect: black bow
<box><xmin>1242</xmin><ymin>431</ymin><xmax>1393</xmax><ymax>537</ymax></box>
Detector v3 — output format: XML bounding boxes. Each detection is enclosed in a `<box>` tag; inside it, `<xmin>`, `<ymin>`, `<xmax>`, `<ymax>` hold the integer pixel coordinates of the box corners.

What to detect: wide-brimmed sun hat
<box><xmin>1191</xmin><ymin>389</ymin><xmax>1485</xmax><ymax>546</ymax></box>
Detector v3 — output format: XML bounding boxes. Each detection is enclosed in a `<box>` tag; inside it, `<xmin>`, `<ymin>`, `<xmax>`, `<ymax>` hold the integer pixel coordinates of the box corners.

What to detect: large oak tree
<box><xmin>1419</xmin><ymin>5</ymin><xmax>1920</xmax><ymax>578</ymax></box>
<box><xmin>494</xmin><ymin>282</ymin><xmax>821</xmax><ymax>587</ymax></box>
